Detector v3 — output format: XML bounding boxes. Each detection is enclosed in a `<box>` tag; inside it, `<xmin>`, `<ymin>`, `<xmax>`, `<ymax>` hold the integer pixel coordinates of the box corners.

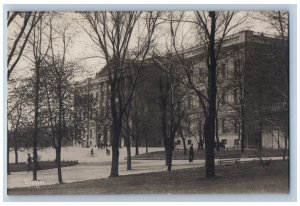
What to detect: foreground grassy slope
<box><xmin>8</xmin><ymin>160</ymin><xmax>289</xmax><ymax>195</ymax></box>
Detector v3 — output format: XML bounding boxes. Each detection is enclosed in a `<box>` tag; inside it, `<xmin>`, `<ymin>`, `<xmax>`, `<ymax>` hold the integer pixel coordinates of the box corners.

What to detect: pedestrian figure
<box><xmin>189</xmin><ymin>144</ymin><xmax>194</xmax><ymax>162</ymax></box>
<box><xmin>220</xmin><ymin>140</ymin><xmax>225</xmax><ymax>150</ymax></box>
<box><xmin>26</xmin><ymin>153</ymin><xmax>32</xmax><ymax>172</ymax></box>
<box><xmin>106</xmin><ymin>148</ymin><xmax>110</xmax><ymax>156</ymax></box>
<box><xmin>90</xmin><ymin>148</ymin><xmax>94</xmax><ymax>157</ymax></box>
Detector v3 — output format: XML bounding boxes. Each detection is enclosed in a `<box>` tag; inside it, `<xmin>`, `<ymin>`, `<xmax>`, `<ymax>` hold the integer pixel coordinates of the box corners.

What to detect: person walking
<box><xmin>26</xmin><ymin>153</ymin><xmax>32</xmax><ymax>172</ymax></box>
<box><xmin>189</xmin><ymin>143</ymin><xmax>194</xmax><ymax>162</ymax></box>
<box><xmin>90</xmin><ymin>147</ymin><xmax>94</xmax><ymax>157</ymax></box>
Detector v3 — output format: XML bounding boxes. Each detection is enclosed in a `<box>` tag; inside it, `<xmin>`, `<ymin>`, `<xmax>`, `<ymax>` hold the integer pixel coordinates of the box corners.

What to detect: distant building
<box><xmin>73</xmin><ymin>60</ymin><xmax>165</xmax><ymax>148</ymax></box>
<box><xmin>74</xmin><ymin>30</ymin><xmax>288</xmax><ymax>151</ymax></box>
<box><xmin>174</xmin><ymin>30</ymin><xmax>288</xmax><ymax>150</ymax></box>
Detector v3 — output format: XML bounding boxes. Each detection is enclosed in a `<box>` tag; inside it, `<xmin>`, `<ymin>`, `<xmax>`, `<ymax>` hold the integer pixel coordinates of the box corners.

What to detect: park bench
<box><xmin>218</xmin><ymin>154</ymin><xmax>241</xmax><ymax>166</ymax></box>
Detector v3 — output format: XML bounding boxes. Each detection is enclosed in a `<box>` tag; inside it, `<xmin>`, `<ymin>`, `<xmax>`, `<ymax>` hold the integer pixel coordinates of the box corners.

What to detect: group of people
<box><xmin>90</xmin><ymin>146</ymin><xmax>110</xmax><ymax>157</ymax></box>
<box><xmin>188</xmin><ymin>139</ymin><xmax>227</xmax><ymax>162</ymax></box>
<box><xmin>97</xmin><ymin>143</ymin><xmax>109</xmax><ymax>150</ymax></box>
<box><xmin>215</xmin><ymin>140</ymin><xmax>226</xmax><ymax>151</ymax></box>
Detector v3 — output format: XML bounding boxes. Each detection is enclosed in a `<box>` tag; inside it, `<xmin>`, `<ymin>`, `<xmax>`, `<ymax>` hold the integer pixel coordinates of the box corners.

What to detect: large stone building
<box><xmin>174</xmin><ymin>30</ymin><xmax>288</xmax><ymax>150</ymax></box>
<box><xmin>73</xmin><ymin>60</ymin><xmax>165</xmax><ymax>148</ymax></box>
<box><xmin>74</xmin><ymin>30</ymin><xmax>288</xmax><ymax>151</ymax></box>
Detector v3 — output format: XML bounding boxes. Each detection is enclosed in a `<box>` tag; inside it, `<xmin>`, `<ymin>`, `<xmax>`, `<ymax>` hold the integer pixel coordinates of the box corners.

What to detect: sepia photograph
<box><xmin>5</xmin><ymin>9</ymin><xmax>290</xmax><ymax>196</ymax></box>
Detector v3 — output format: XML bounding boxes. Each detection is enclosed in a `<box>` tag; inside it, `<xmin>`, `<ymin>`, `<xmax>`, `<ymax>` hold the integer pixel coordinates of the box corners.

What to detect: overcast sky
<box><xmin>7</xmin><ymin>11</ymin><xmax>278</xmax><ymax>82</ymax></box>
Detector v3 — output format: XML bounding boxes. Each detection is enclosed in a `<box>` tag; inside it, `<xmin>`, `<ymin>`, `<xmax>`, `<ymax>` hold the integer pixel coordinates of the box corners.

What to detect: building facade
<box><xmin>74</xmin><ymin>30</ymin><xmax>288</xmax><ymax>151</ymax></box>
<box><xmin>174</xmin><ymin>30</ymin><xmax>288</xmax><ymax>150</ymax></box>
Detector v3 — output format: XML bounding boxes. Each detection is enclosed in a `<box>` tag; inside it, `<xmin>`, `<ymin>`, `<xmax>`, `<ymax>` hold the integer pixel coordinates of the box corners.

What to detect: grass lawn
<box><xmin>8</xmin><ymin>160</ymin><xmax>289</xmax><ymax>195</ymax></box>
<box><xmin>9</xmin><ymin>160</ymin><xmax>78</xmax><ymax>172</ymax></box>
<box><xmin>131</xmin><ymin>149</ymin><xmax>286</xmax><ymax>160</ymax></box>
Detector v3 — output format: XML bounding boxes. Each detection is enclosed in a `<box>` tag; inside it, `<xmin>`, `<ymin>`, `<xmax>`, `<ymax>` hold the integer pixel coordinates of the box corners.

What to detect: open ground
<box><xmin>7</xmin><ymin>146</ymin><xmax>289</xmax><ymax>195</ymax></box>
<box><xmin>8</xmin><ymin>159</ymin><xmax>289</xmax><ymax>195</ymax></box>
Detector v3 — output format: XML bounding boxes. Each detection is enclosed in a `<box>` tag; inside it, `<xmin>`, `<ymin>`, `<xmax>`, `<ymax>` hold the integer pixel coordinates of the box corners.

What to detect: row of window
<box><xmin>218</xmin><ymin>60</ymin><xmax>241</xmax><ymax>78</ymax></box>
<box><xmin>220</xmin><ymin>90</ymin><xmax>239</xmax><ymax>105</ymax></box>
<box><xmin>188</xmin><ymin>59</ymin><xmax>241</xmax><ymax>81</ymax></box>
<box><xmin>185</xmin><ymin>89</ymin><xmax>239</xmax><ymax>108</ymax></box>
<box><xmin>220</xmin><ymin>118</ymin><xmax>239</xmax><ymax>134</ymax></box>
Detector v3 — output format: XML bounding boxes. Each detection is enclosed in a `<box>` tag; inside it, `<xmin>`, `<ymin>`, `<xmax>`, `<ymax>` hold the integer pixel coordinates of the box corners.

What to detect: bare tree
<box><xmin>81</xmin><ymin>12</ymin><xmax>161</xmax><ymax>177</ymax></box>
<box><xmin>122</xmin><ymin>99</ymin><xmax>133</xmax><ymax>170</ymax></box>
<box><xmin>25</xmin><ymin>13</ymin><xmax>51</xmax><ymax>181</ymax></box>
<box><xmin>7</xmin><ymin>12</ymin><xmax>44</xmax><ymax>79</ymax></box>
<box><xmin>257</xmin><ymin>11</ymin><xmax>288</xmax><ymax>40</ymax></box>
<box><xmin>165</xmin><ymin>11</ymin><xmax>247</xmax><ymax>177</ymax></box>
<box><xmin>40</xmin><ymin>55</ymin><xmax>75</xmax><ymax>183</ymax></box>
<box><xmin>256</xmin><ymin>11</ymin><xmax>289</xmax><ymax>159</ymax></box>
<box><xmin>39</xmin><ymin>17</ymin><xmax>77</xmax><ymax>183</ymax></box>
<box><xmin>73</xmin><ymin>86</ymin><xmax>93</xmax><ymax>146</ymax></box>
<box><xmin>8</xmin><ymin>80</ymin><xmax>31</xmax><ymax>164</ymax></box>
<box><xmin>153</xmin><ymin>54</ymin><xmax>187</xmax><ymax>171</ymax></box>
<box><xmin>7</xmin><ymin>11</ymin><xmax>42</xmax><ymax>176</ymax></box>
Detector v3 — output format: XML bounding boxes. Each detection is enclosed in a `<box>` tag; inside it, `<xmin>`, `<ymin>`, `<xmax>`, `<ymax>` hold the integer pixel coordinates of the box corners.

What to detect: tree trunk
<box><xmin>110</xmin><ymin>138</ymin><xmax>120</xmax><ymax>177</ymax></box>
<box><xmin>109</xmin><ymin>84</ymin><xmax>122</xmax><ymax>177</ymax></box>
<box><xmin>13</xmin><ymin>131</ymin><xmax>18</xmax><ymax>165</ymax></box>
<box><xmin>215</xmin><ymin>115</ymin><xmax>219</xmax><ymax>143</ymax></box>
<box><xmin>161</xmin><ymin>112</ymin><xmax>168</xmax><ymax>165</ymax></box>
<box><xmin>145</xmin><ymin>136</ymin><xmax>148</xmax><ymax>154</ymax></box>
<box><xmin>14</xmin><ymin>147</ymin><xmax>18</xmax><ymax>165</ymax></box>
<box><xmin>135</xmin><ymin>128</ymin><xmax>139</xmax><ymax>156</ymax></box>
<box><xmin>240</xmin><ymin>110</ymin><xmax>246</xmax><ymax>153</ymax></box>
<box><xmin>165</xmin><ymin>143</ymin><xmax>169</xmax><ymax>166</ymax></box>
<box><xmin>56</xmin><ymin>86</ymin><xmax>64</xmax><ymax>184</ymax></box>
<box><xmin>167</xmin><ymin>144</ymin><xmax>172</xmax><ymax>171</ymax></box>
<box><xmin>205</xmin><ymin>11</ymin><xmax>217</xmax><ymax>178</ymax></box>
<box><xmin>124</xmin><ymin>126</ymin><xmax>132</xmax><ymax>170</ymax></box>
<box><xmin>33</xmin><ymin>63</ymin><xmax>40</xmax><ymax>181</ymax></box>
<box><xmin>204</xmin><ymin>118</ymin><xmax>215</xmax><ymax>176</ymax></box>
<box><xmin>110</xmin><ymin>116</ymin><xmax>121</xmax><ymax>177</ymax></box>
<box><xmin>198</xmin><ymin>120</ymin><xmax>203</xmax><ymax>150</ymax></box>
<box><xmin>180</xmin><ymin>129</ymin><xmax>187</xmax><ymax>156</ymax></box>
<box><xmin>56</xmin><ymin>146</ymin><xmax>63</xmax><ymax>183</ymax></box>
<box><xmin>135</xmin><ymin>125</ymin><xmax>139</xmax><ymax>156</ymax></box>
<box><xmin>126</xmin><ymin>144</ymin><xmax>132</xmax><ymax>170</ymax></box>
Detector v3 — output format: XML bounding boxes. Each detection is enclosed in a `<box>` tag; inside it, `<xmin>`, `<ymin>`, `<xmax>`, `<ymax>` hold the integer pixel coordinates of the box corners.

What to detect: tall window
<box><xmin>234</xmin><ymin>59</ymin><xmax>240</xmax><ymax>77</ymax></box>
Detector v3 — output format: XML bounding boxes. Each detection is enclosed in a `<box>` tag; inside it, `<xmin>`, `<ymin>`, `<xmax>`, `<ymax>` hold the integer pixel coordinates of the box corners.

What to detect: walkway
<box><xmin>7</xmin><ymin>147</ymin><xmax>283</xmax><ymax>189</ymax></box>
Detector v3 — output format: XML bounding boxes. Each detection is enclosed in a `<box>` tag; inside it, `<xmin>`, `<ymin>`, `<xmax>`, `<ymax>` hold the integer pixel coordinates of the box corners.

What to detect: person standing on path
<box><xmin>26</xmin><ymin>153</ymin><xmax>32</xmax><ymax>172</ymax></box>
<box><xmin>189</xmin><ymin>144</ymin><xmax>194</xmax><ymax>162</ymax></box>
<box><xmin>90</xmin><ymin>147</ymin><xmax>94</xmax><ymax>157</ymax></box>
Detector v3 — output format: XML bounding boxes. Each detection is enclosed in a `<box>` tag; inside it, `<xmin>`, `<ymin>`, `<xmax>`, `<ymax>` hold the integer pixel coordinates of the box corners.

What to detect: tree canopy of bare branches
<box><xmin>81</xmin><ymin>11</ymin><xmax>162</xmax><ymax>177</ymax></box>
